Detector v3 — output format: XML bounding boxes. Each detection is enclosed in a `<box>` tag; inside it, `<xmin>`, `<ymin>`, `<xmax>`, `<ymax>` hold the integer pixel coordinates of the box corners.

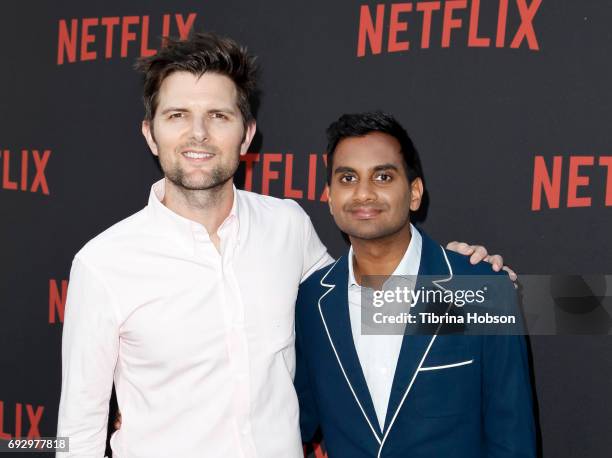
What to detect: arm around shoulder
<box><xmin>290</xmin><ymin>200</ymin><xmax>333</xmax><ymax>282</ymax></box>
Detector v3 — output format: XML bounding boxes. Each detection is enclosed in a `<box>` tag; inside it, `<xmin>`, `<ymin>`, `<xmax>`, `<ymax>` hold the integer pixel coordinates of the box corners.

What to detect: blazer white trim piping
<box><xmin>419</xmin><ymin>359</ymin><xmax>474</xmax><ymax>371</ymax></box>
<box><xmin>317</xmin><ymin>259</ymin><xmax>383</xmax><ymax>445</ymax></box>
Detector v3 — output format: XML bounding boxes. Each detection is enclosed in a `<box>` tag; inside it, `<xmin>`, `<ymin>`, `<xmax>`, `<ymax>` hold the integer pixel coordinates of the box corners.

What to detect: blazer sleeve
<box><xmin>482</xmin><ymin>279</ymin><xmax>536</xmax><ymax>458</ymax></box>
<box><xmin>294</xmin><ymin>288</ymin><xmax>321</xmax><ymax>443</ymax></box>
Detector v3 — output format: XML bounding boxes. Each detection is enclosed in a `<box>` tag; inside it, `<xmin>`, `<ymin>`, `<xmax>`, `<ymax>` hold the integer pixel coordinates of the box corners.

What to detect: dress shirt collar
<box><xmin>147</xmin><ymin>178</ymin><xmax>240</xmax><ymax>254</ymax></box>
<box><xmin>348</xmin><ymin>223</ymin><xmax>422</xmax><ymax>288</ymax></box>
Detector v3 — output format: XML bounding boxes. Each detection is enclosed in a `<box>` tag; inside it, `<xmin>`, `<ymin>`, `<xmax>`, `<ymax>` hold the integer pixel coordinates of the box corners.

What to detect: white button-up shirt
<box><xmin>347</xmin><ymin>225</ymin><xmax>422</xmax><ymax>430</ymax></box>
<box><xmin>57</xmin><ymin>179</ymin><xmax>332</xmax><ymax>458</ymax></box>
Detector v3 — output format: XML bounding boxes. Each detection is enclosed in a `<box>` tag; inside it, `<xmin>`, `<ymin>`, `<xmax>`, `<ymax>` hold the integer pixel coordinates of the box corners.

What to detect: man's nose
<box><xmin>190</xmin><ymin>116</ymin><xmax>209</xmax><ymax>143</ymax></box>
<box><xmin>353</xmin><ymin>179</ymin><xmax>377</xmax><ymax>203</ymax></box>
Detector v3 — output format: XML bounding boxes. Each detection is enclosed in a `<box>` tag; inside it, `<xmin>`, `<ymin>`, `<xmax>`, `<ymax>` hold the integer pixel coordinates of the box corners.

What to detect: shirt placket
<box><xmin>218</xmin><ymin>218</ymin><xmax>258</xmax><ymax>458</ymax></box>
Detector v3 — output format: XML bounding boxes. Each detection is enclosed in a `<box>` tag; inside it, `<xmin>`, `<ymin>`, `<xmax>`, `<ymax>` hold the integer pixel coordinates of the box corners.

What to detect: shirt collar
<box><xmin>147</xmin><ymin>178</ymin><xmax>240</xmax><ymax>252</ymax></box>
<box><xmin>348</xmin><ymin>223</ymin><xmax>422</xmax><ymax>288</ymax></box>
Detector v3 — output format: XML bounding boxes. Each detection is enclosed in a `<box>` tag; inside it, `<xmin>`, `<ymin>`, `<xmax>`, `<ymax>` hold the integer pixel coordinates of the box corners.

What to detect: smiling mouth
<box><xmin>181</xmin><ymin>151</ymin><xmax>215</xmax><ymax>160</ymax></box>
<box><xmin>350</xmin><ymin>208</ymin><xmax>383</xmax><ymax>219</ymax></box>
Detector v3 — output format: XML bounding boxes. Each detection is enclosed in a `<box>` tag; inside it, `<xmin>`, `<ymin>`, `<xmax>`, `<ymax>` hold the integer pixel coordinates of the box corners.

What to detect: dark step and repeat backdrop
<box><xmin>1</xmin><ymin>1</ymin><xmax>611</xmax><ymax>457</ymax></box>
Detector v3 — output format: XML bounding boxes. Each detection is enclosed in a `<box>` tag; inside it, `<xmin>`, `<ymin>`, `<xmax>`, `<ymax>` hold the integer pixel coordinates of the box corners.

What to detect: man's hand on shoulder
<box><xmin>446</xmin><ymin>241</ymin><xmax>518</xmax><ymax>282</ymax></box>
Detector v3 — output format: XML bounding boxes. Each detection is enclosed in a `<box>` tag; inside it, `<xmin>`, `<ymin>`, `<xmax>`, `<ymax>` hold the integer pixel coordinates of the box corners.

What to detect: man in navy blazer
<box><xmin>295</xmin><ymin>112</ymin><xmax>536</xmax><ymax>457</ymax></box>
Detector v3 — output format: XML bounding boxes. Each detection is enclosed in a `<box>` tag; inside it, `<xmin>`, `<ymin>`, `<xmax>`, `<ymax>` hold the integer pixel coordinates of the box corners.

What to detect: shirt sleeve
<box><xmin>297</xmin><ymin>205</ymin><xmax>334</xmax><ymax>283</ymax></box>
<box><xmin>56</xmin><ymin>256</ymin><xmax>120</xmax><ymax>457</ymax></box>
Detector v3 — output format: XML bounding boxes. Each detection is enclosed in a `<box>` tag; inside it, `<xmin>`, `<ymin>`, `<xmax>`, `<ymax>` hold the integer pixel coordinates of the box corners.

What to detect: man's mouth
<box><xmin>181</xmin><ymin>151</ymin><xmax>215</xmax><ymax>160</ymax></box>
<box><xmin>350</xmin><ymin>207</ymin><xmax>383</xmax><ymax>219</ymax></box>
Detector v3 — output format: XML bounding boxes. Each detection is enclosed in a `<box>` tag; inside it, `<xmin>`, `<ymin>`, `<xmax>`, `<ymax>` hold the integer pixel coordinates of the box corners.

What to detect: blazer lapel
<box><xmin>383</xmin><ymin>230</ymin><xmax>452</xmax><ymax>431</ymax></box>
<box><xmin>318</xmin><ymin>256</ymin><xmax>383</xmax><ymax>442</ymax></box>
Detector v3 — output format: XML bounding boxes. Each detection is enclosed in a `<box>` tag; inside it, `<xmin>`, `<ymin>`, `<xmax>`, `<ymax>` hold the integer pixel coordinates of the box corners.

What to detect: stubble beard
<box><xmin>159</xmin><ymin>146</ymin><xmax>241</xmax><ymax>209</ymax></box>
<box><xmin>161</xmin><ymin>140</ymin><xmax>240</xmax><ymax>191</ymax></box>
<box><xmin>165</xmin><ymin>161</ymin><xmax>236</xmax><ymax>192</ymax></box>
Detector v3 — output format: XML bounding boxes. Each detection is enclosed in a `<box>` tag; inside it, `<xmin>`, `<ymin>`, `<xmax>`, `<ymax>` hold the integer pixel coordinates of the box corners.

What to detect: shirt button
<box><xmin>241</xmin><ymin>426</ymin><xmax>249</xmax><ymax>435</ymax></box>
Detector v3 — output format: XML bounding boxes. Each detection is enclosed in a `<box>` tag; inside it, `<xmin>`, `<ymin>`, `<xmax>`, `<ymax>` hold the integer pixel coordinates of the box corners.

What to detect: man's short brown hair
<box><xmin>136</xmin><ymin>32</ymin><xmax>258</xmax><ymax>125</ymax></box>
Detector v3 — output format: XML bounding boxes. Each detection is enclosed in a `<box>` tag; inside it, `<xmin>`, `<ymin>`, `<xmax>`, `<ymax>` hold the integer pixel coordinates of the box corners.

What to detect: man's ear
<box><xmin>327</xmin><ymin>186</ymin><xmax>333</xmax><ymax>215</ymax></box>
<box><xmin>240</xmin><ymin>121</ymin><xmax>257</xmax><ymax>156</ymax></box>
<box><xmin>409</xmin><ymin>177</ymin><xmax>424</xmax><ymax>211</ymax></box>
<box><xmin>142</xmin><ymin>120</ymin><xmax>159</xmax><ymax>157</ymax></box>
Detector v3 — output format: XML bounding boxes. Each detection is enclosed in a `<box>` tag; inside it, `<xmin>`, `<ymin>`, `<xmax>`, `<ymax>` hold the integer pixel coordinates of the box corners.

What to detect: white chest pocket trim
<box><xmin>418</xmin><ymin>359</ymin><xmax>474</xmax><ymax>372</ymax></box>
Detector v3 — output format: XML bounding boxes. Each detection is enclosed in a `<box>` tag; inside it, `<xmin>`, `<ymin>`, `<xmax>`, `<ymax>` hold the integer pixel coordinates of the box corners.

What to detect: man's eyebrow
<box><xmin>333</xmin><ymin>166</ymin><xmax>357</xmax><ymax>174</ymax></box>
<box><xmin>160</xmin><ymin>107</ymin><xmax>189</xmax><ymax>115</ymax></box>
<box><xmin>372</xmin><ymin>163</ymin><xmax>400</xmax><ymax>172</ymax></box>
<box><xmin>208</xmin><ymin>107</ymin><xmax>238</xmax><ymax>114</ymax></box>
<box><xmin>159</xmin><ymin>107</ymin><xmax>239</xmax><ymax>115</ymax></box>
<box><xmin>333</xmin><ymin>164</ymin><xmax>400</xmax><ymax>174</ymax></box>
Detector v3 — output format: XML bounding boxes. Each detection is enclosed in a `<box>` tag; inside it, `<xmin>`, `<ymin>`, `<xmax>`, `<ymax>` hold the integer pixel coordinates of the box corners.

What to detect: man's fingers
<box><xmin>503</xmin><ymin>265</ymin><xmax>518</xmax><ymax>282</ymax></box>
<box><xmin>483</xmin><ymin>253</ymin><xmax>503</xmax><ymax>270</ymax></box>
<box><xmin>447</xmin><ymin>241</ymin><xmax>518</xmax><ymax>282</ymax></box>
<box><xmin>446</xmin><ymin>241</ymin><xmax>475</xmax><ymax>255</ymax></box>
<box><xmin>469</xmin><ymin>246</ymin><xmax>489</xmax><ymax>265</ymax></box>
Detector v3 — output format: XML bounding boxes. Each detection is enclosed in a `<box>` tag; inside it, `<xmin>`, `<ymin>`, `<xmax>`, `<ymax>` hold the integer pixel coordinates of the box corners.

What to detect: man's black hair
<box><xmin>326</xmin><ymin>111</ymin><xmax>423</xmax><ymax>184</ymax></box>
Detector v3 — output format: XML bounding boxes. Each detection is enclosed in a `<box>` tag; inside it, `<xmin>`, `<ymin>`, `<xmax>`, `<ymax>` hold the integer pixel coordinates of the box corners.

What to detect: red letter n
<box><xmin>532</xmin><ymin>156</ymin><xmax>562</xmax><ymax>211</ymax></box>
<box><xmin>49</xmin><ymin>279</ymin><xmax>68</xmax><ymax>323</ymax></box>
<box><xmin>357</xmin><ymin>5</ymin><xmax>385</xmax><ymax>57</ymax></box>
<box><xmin>57</xmin><ymin>19</ymin><xmax>78</xmax><ymax>65</ymax></box>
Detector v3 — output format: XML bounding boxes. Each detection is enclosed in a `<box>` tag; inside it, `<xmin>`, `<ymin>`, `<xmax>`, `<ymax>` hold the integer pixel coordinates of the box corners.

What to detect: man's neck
<box><xmin>162</xmin><ymin>178</ymin><xmax>234</xmax><ymax>238</ymax></box>
<box><xmin>350</xmin><ymin>225</ymin><xmax>412</xmax><ymax>285</ymax></box>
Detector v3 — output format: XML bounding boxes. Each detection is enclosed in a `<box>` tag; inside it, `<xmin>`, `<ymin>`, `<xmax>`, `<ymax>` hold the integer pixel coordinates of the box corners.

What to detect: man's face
<box><xmin>328</xmin><ymin>132</ymin><xmax>423</xmax><ymax>241</ymax></box>
<box><xmin>142</xmin><ymin>71</ymin><xmax>255</xmax><ymax>191</ymax></box>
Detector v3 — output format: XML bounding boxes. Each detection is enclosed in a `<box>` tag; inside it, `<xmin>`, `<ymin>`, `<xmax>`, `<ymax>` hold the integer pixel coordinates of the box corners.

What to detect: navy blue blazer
<box><xmin>295</xmin><ymin>229</ymin><xmax>536</xmax><ymax>458</ymax></box>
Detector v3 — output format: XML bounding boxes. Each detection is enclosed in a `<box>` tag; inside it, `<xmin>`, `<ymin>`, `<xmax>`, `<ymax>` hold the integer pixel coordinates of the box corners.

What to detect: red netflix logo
<box><xmin>57</xmin><ymin>13</ymin><xmax>197</xmax><ymax>65</ymax></box>
<box><xmin>357</xmin><ymin>0</ymin><xmax>541</xmax><ymax>56</ymax></box>
<box><xmin>531</xmin><ymin>155</ymin><xmax>612</xmax><ymax>210</ymax></box>
<box><xmin>304</xmin><ymin>442</ymin><xmax>328</xmax><ymax>458</ymax></box>
<box><xmin>240</xmin><ymin>152</ymin><xmax>329</xmax><ymax>202</ymax></box>
<box><xmin>49</xmin><ymin>279</ymin><xmax>68</xmax><ymax>324</ymax></box>
<box><xmin>0</xmin><ymin>149</ymin><xmax>51</xmax><ymax>195</ymax></box>
<box><xmin>0</xmin><ymin>401</ymin><xmax>44</xmax><ymax>440</ymax></box>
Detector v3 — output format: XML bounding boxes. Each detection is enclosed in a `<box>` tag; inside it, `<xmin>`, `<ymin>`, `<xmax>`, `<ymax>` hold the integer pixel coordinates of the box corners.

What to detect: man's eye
<box><xmin>374</xmin><ymin>173</ymin><xmax>392</xmax><ymax>182</ymax></box>
<box><xmin>211</xmin><ymin>112</ymin><xmax>228</xmax><ymax>120</ymax></box>
<box><xmin>169</xmin><ymin>112</ymin><xmax>184</xmax><ymax>119</ymax></box>
<box><xmin>340</xmin><ymin>175</ymin><xmax>357</xmax><ymax>183</ymax></box>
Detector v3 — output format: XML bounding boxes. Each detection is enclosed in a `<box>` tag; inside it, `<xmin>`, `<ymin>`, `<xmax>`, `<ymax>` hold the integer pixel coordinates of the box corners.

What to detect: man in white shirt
<box><xmin>57</xmin><ymin>33</ymin><xmax>511</xmax><ymax>457</ymax></box>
